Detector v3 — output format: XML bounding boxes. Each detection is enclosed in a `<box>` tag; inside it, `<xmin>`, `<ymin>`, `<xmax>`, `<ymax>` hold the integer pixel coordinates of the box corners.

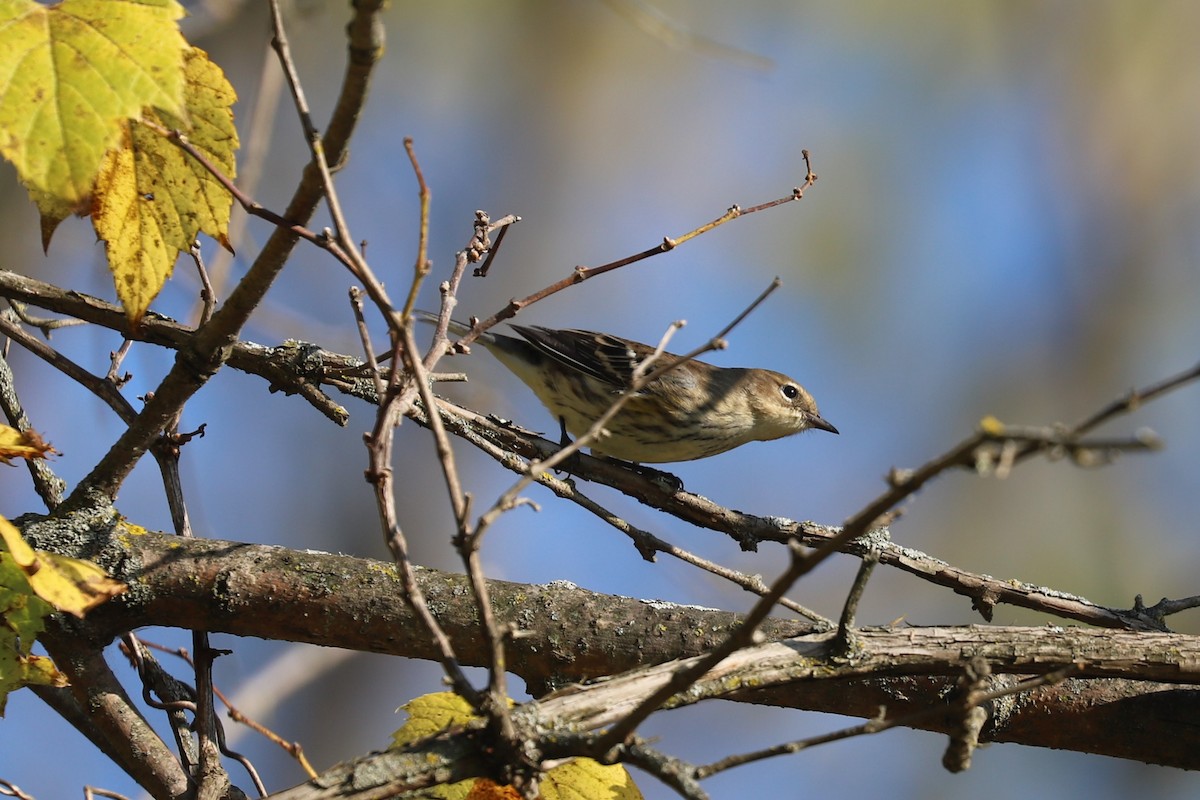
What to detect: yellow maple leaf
<box><xmin>0</xmin><ymin>425</ymin><xmax>56</xmax><ymax>464</ymax></box>
<box><xmin>93</xmin><ymin>46</ymin><xmax>238</xmax><ymax>324</ymax></box>
<box><xmin>392</xmin><ymin>692</ymin><xmax>643</xmax><ymax>800</ymax></box>
<box><xmin>0</xmin><ymin>0</ymin><xmax>187</xmax><ymax>208</ymax></box>
<box><xmin>0</xmin><ymin>516</ymin><xmax>126</xmax><ymax>618</ymax></box>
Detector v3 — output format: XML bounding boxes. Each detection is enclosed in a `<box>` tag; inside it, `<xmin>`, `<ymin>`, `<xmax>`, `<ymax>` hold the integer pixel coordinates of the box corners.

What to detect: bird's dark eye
<box><xmin>780</xmin><ymin>384</ymin><xmax>800</xmax><ymax>400</ymax></box>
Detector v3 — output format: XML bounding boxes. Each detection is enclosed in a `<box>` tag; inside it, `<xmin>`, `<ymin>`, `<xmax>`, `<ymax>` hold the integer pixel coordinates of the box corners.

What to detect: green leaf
<box><xmin>0</xmin><ymin>549</ymin><xmax>65</xmax><ymax>716</ymax></box>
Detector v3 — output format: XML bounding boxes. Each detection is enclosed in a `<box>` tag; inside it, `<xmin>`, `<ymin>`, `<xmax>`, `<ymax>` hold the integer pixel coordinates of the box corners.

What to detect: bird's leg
<box><xmin>555</xmin><ymin>415</ymin><xmax>680</xmax><ymax>492</ymax></box>
<box><xmin>552</xmin><ymin>416</ymin><xmax>580</xmax><ymax>477</ymax></box>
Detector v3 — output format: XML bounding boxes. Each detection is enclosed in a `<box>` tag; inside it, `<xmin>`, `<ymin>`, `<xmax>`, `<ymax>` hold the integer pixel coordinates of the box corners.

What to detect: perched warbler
<box><xmin>420</xmin><ymin>311</ymin><xmax>838</xmax><ymax>464</ymax></box>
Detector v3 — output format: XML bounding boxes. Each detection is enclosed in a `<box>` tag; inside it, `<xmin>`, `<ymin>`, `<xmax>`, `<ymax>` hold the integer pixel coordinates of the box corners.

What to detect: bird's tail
<box><xmin>412</xmin><ymin>309</ymin><xmax>474</xmax><ymax>338</ymax></box>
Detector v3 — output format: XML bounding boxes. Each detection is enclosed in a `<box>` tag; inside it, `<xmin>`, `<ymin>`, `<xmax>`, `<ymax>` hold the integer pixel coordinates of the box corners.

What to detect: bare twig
<box><xmin>105</xmin><ymin>340</ymin><xmax>133</xmax><ymax>387</ymax></box>
<box><xmin>189</xmin><ymin>240</ymin><xmax>217</xmax><ymax>326</ymax></box>
<box><xmin>40</xmin><ymin>630</ymin><xmax>190</xmax><ymax>798</ymax></box>
<box><xmin>0</xmin><ymin>314</ymin><xmax>138</xmax><ymax>424</ymax></box>
<box><xmin>456</xmin><ymin>154</ymin><xmax>817</xmax><ymax>347</ymax></box>
<box><xmin>472</xmin><ymin>215</ymin><xmax>514</xmax><ymax>278</ymax></box>
<box><xmin>0</xmin><ymin>271</ymin><xmax>350</xmax><ymax>424</ymax></box>
<box><xmin>138</xmin><ymin>639</ymin><xmax>285</xmax><ymax>790</ymax></box>
<box><xmin>0</xmin><ymin>339</ymin><xmax>66</xmax><ymax>509</ymax></box>
<box><xmin>834</xmin><ymin>547</ymin><xmax>879</xmax><ymax>653</ymax></box>
<box><xmin>85</xmin><ymin>788</ymin><xmax>132</xmax><ymax>800</ymax></box>
<box><xmin>348</xmin><ymin>288</ymin><xmax>385</xmax><ymax>402</ymax></box>
<box><xmin>0</xmin><ymin>779</ymin><xmax>36</xmax><ymax>800</ymax></box>
<box><xmin>618</xmin><ymin>740</ymin><xmax>708</xmax><ymax>800</ymax></box>
<box><xmin>204</xmin><ymin>38</ymin><xmax>283</xmax><ymax>306</ymax></box>
<box><xmin>267</xmin><ymin>0</ymin><xmax>345</xmax><ymax>245</ymax></box>
<box><xmin>594</xmin><ymin>540</ymin><xmax>810</xmax><ymax>753</ymax></box>
<box><xmin>400</xmin><ymin>138</ymin><xmax>433</xmax><ymax>319</ymax></box>
<box><xmin>691</xmin><ymin>664</ymin><xmax>1079</xmax><ymax>781</ymax></box>
<box><xmin>6</xmin><ymin>299</ymin><xmax>85</xmax><ymax>335</ymax></box>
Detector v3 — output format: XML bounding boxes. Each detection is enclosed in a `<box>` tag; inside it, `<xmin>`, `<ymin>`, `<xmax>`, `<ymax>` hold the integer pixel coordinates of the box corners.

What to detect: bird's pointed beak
<box><xmin>808</xmin><ymin>414</ymin><xmax>839</xmax><ymax>435</ymax></box>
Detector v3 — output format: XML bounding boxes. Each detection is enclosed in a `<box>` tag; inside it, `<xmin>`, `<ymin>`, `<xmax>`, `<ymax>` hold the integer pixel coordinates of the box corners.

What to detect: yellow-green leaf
<box><xmin>393</xmin><ymin>691</ymin><xmax>478</xmax><ymax>747</ymax></box>
<box><xmin>0</xmin><ymin>517</ymin><xmax>36</xmax><ymax>567</ymax></box>
<box><xmin>540</xmin><ymin>758</ymin><xmax>643</xmax><ymax>800</ymax></box>
<box><xmin>0</xmin><ymin>647</ymin><xmax>68</xmax><ymax>715</ymax></box>
<box><xmin>0</xmin><ymin>0</ymin><xmax>188</xmax><ymax>208</ymax></box>
<box><xmin>0</xmin><ymin>547</ymin><xmax>61</xmax><ymax>715</ymax></box>
<box><xmin>93</xmin><ymin>46</ymin><xmax>238</xmax><ymax>324</ymax></box>
<box><xmin>0</xmin><ymin>516</ymin><xmax>126</xmax><ymax>617</ymax></box>
<box><xmin>392</xmin><ymin>693</ymin><xmax>642</xmax><ymax>800</ymax></box>
<box><xmin>0</xmin><ymin>424</ymin><xmax>55</xmax><ymax>464</ymax></box>
<box><xmin>979</xmin><ymin>415</ymin><xmax>1006</xmax><ymax>436</ymax></box>
<box><xmin>29</xmin><ymin>549</ymin><xmax>127</xmax><ymax>617</ymax></box>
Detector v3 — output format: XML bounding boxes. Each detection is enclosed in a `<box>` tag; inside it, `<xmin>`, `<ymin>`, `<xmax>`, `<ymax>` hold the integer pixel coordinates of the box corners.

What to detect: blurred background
<box><xmin>2</xmin><ymin>1</ymin><xmax>1199</xmax><ymax>798</ymax></box>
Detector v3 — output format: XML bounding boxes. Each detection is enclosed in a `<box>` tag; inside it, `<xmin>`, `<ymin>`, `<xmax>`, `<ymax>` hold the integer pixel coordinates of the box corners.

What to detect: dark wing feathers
<box><xmin>510</xmin><ymin>325</ymin><xmax>650</xmax><ymax>387</ymax></box>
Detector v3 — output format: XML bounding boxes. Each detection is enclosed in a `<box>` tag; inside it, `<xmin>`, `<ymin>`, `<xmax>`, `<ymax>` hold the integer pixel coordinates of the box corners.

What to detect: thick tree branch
<box><xmin>20</xmin><ymin>519</ymin><xmax>1200</xmax><ymax>770</ymax></box>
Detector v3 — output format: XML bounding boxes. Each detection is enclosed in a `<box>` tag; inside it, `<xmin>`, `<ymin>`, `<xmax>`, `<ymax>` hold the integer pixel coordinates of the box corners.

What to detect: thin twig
<box><xmin>189</xmin><ymin>241</ymin><xmax>217</xmax><ymax>326</ymax></box>
<box><xmin>594</xmin><ymin>540</ymin><xmax>811</xmax><ymax>753</ymax></box>
<box><xmin>85</xmin><ymin>788</ymin><xmax>132</xmax><ymax>800</ymax></box>
<box><xmin>834</xmin><ymin>546</ymin><xmax>879</xmax><ymax>653</ymax></box>
<box><xmin>0</xmin><ymin>338</ymin><xmax>66</xmax><ymax>509</ymax></box>
<box><xmin>6</xmin><ymin>299</ymin><xmax>86</xmax><ymax>335</ymax></box>
<box><xmin>400</xmin><ymin>138</ymin><xmax>433</xmax><ymax>320</ymax></box>
<box><xmin>267</xmin><ymin>0</ymin><xmax>353</xmax><ymax>248</ymax></box>
<box><xmin>472</xmin><ymin>215</ymin><xmax>514</xmax><ymax>278</ymax></box>
<box><xmin>364</xmin><ymin>336</ymin><xmax>478</xmax><ymax>703</ymax></box>
<box><xmin>0</xmin><ymin>270</ymin><xmax>350</xmax><ymax>425</ymax></box>
<box><xmin>348</xmin><ymin>288</ymin><xmax>385</xmax><ymax>402</ymax></box>
<box><xmin>105</xmin><ymin>340</ymin><xmax>133</xmax><ymax>387</ymax></box>
<box><xmin>204</xmin><ymin>38</ymin><xmax>283</xmax><ymax>307</ymax></box>
<box><xmin>456</xmin><ymin>154</ymin><xmax>817</xmax><ymax>347</ymax></box>
<box><xmin>691</xmin><ymin>664</ymin><xmax>1079</xmax><ymax>780</ymax></box>
<box><xmin>0</xmin><ymin>313</ymin><xmax>138</xmax><ymax>424</ymax></box>
<box><xmin>139</xmin><ymin>639</ymin><xmax>288</xmax><ymax>789</ymax></box>
<box><xmin>0</xmin><ymin>779</ymin><xmax>36</xmax><ymax>800</ymax></box>
<box><xmin>618</xmin><ymin>739</ymin><xmax>708</xmax><ymax>800</ymax></box>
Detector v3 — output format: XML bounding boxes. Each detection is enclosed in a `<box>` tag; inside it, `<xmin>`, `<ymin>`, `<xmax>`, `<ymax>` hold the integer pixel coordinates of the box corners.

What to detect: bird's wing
<box><xmin>510</xmin><ymin>325</ymin><xmax>650</xmax><ymax>387</ymax></box>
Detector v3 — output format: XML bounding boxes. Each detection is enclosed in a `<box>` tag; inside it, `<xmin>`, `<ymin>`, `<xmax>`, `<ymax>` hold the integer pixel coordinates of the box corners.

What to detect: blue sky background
<box><xmin>2</xmin><ymin>2</ymin><xmax>1199</xmax><ymax>798</ymax></box>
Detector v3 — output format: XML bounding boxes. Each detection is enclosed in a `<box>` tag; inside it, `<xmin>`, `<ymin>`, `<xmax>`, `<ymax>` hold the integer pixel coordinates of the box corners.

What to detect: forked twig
<box><xmin>454</xmin><ymin>153</ymin><xmax>817</xmax><ymax>347</ymax></box>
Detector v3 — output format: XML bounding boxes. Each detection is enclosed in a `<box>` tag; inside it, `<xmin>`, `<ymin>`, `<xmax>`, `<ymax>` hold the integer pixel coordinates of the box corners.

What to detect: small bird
<box><xmin>419</xmin><ymin>311</ymin><xmax>838</xmax><ymax>464</ymax></box>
